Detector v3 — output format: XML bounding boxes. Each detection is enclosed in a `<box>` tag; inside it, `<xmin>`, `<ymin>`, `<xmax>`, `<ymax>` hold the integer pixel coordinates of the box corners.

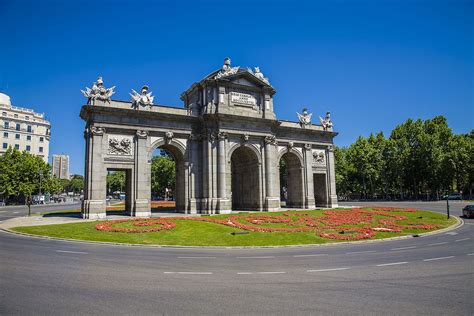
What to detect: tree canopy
<box><xmin>335</xmin><ymin>116</ymin><xmax>473</xmax><ymax>200</ymax></box>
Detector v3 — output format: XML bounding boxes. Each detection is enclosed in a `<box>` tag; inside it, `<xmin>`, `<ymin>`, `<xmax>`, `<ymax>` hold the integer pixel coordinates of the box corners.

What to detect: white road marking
<box><xmin>56</xmin><ymin>250</ymin><xmax>88</xmax><ymax>254</ymax></box>
<box><xmin>423</xmin><ymin>256</ymin><xmax>454</xmax><ymax>262</ymax></box>
<box><xmin>346</xmin><ymin>250</ymin><xmax>377</xmax><ymax>254</ymax></box>
<box><xmin>163</xmin><ymin>272</ymin><xmax>213</xmax><ymax>275</ymax></box>
<box><xmin>376</xmin><ymin>262</ymin><xmax>408</xmax><ymax>267</ymax></box>
<box><xmin>13</xmin><ymin>211</ymin><xmax>19</xmax><ymax>214</ymax></box>
<box><xmin>237</xmin><ymin>272</ymin><xmax>253</xmax><ymax>275</ymax></box>
<box><xmin>236</xmin><ymin>256</ymin><xmax>275</xmax><ymax>259</ymax></box>
<box><xmin>445</xmin><ymin>232</ymin><xmax>458</xmax><ymax>235</ymax></box>
<box><xmin>454</xmin><ymin>238</ymin><xmax>470</xmax><ymax>242</ymax></box>
<box><xmin>391</xmin><ymin>246</ymin><xmax>416</xmax><ymax>250</ymax></box>
<box><xmin>307</xmin><ymin>267</ymin><xmax>351</xmax><ymax>273</ymax></box>
<box><xmin>293</xmin><ymin>254</ymin><xmax>328</xmax><ymax>257</ymax></box>
<box><xmin>258</xmin><ymin>271</ymin><xmax>286</xmax><ymax>274</ymax></box>
<box><xmin>428</xmin><ymin>242</ymin><xmax>448</xmax><ymax>246</ymax></box>
<box><xmin>467</xmin><ymin>253</ymin><xmax>474</xmax><ymax>256</ymax></box>
<box><xmin>177</xmin><ymin>256</ymin><xmax>216</xmax><ymax>259</ymax></box>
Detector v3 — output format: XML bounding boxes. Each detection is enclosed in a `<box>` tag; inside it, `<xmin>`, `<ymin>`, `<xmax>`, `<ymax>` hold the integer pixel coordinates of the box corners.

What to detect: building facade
<box><xmin>80</xmin><ymin>59</ymin><xmax>338</xmax><ymax>219</ymax></box>
<box><xmin>52</xmin><ymin>154</ymin><xmax>70</xmax><ymax>179</ymax></box>
<box><xmin>0</xmin><ymin>93</ymin><xmax>51</xmax><ymax>162</ymax></box>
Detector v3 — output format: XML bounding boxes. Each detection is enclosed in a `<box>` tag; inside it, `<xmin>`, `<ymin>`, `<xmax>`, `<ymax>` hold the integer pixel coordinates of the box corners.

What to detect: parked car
<box><xmin>462</xmin><ymin>205</ymin><xmax>474</xmax><ymax>218</ymax></box>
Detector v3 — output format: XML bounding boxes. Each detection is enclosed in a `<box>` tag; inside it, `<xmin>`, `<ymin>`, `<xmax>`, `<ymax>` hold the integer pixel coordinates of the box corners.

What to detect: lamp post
<box><xmin>445</xmin><ymin>191</ymin><xmax>450</xmax><ymax>219</ymax></box>
<box><xmin>39</xmin><ymin>170</ymin><xmax>43</xmax><ymax>204</ymax></box>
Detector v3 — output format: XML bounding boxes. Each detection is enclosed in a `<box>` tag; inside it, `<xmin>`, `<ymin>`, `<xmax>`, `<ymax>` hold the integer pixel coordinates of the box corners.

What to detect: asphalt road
<box><xmin>0</xmin><ymin>201</ymin><xmax>472</xmax><ymax>315</ymax></box>
<box><xmin>0</xmin><ymin>202</ymin><xmax>81</xmax><ymax>221</ymax></box>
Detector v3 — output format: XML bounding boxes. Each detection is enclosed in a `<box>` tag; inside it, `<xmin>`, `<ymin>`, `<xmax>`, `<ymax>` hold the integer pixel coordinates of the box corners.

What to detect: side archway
<box><xmin>279</xmin><ymin>151</ymin><xmax>304</xmax><ymax>208</ymax></box>
<box><xmin>149</xmin><ymin>139</ymin><xmax>187</xmax><ymax>212</ymax></box>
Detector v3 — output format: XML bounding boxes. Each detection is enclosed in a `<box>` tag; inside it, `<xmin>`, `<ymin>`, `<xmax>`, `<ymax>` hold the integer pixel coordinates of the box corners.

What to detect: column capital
<box><xmin>217</xmin><ymin>131</ymin><xmax>228</xmax><ymax>141</ymax></box>
<box><xmin>136</xmin><ymin>130</ymin><xmax>148</xmax><ymax>138</ymax></box>
<box><xmin>264</xmin><ymin>135</ymin><xmax>277</xmax><ymax>146</ymax></box>
<box><xmin>90</xmin><ymin>126</ymin><xmax>105</xmax><ymax>136</ymax></box>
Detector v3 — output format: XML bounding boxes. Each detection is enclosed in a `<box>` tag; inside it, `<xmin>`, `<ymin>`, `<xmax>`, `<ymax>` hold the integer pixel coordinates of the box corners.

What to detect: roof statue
<box><xmin>130</xmin><ymin>85</ymin><xmax>154</xmax><ymax>109</ymax></box>
<box><xmin>81</xmin><ymin>76</ymin><xmax>116</xmax><ymax>104</ymax></box>
<box><xmin>297</xmin><ymin>108</ymin><xmax>312</xmax><ymax>127</ymax></box>
<box><xmin>215</xmin><ymin>57</ymin><xmax>240</xmax><ymax>79</ymax></box>
<box><xmin>253</xmin><ymin>66</ymin><xmax>270</xmax><ymax>84</ymax></box>
<box><xmin>319</xmin><ymin>111</ymin><xmax>333</xmax><ymax>130</ymax></box>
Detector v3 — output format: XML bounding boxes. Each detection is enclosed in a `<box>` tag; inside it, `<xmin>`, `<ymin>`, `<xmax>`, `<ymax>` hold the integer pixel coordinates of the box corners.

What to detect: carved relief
<box><xmin>287</xmin><ymin>141</ymin><xmax>294</xmax><ymax>149</ymax></box>
<box><xmin>312</xmin><ymin>150</ymin><xmax>326</xmax><ymax>165</ymax></box>
<box><xmin>241</xmin><ymin>133</ymin><xmax>249</xmax><ymax>142</ymax></box>
<box><xmin>217</xmin><ymin>131</ymin><xmax>227</xmax><ymax>140</ymax></box>
<box><xmin>164</xmin><ymin>131</ymin><xmax>174</xmax><ymax>144</ymax></box>
<box><xmin>108</xmin><ymin>136</ymin><xmax>133</xmax><ymax>156</ymax></box>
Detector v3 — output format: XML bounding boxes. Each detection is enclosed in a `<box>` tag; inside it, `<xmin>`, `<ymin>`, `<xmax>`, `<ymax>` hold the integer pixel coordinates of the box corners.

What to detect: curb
<box><xmin>1</xmin><ymin>212</ymin><xmax>464</xmax><ymax>250</ymax></box>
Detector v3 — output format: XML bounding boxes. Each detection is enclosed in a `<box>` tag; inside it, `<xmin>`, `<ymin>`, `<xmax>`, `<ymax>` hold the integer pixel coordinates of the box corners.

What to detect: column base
<box><xmin>328</xmin><ymin>195</ymin><xmax>338</xmax><ymax>208</ymax></box>
<box><xmin>216</xmin><ymin>198</ymin><xmax>231</xmax><ymax>214</ymax></box>
<box><xmin>188</xmin><ymin>198</ymin><xmax>198</xmax><ymax>214</ymax></box>
<box><xmin>264</xmin><ymin>197</ymin><xmax>280</xmax><ymax>212</ymax></box>
<box><xmin>82</xmin><ymin>200</ymin><xmax>106</xmax><ymax>219</ymax></box>
<box><xmin>304</xmin><ymin>197</ymin><xmax>316</xmax><ymax>209</ymax></box>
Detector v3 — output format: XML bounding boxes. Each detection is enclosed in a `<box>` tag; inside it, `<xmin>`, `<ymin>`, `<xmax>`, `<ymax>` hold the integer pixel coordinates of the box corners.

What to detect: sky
<box><xmin>0</xmin><ymin>0</ymin><xmax>472</xmax><ymax>175</ymax></box>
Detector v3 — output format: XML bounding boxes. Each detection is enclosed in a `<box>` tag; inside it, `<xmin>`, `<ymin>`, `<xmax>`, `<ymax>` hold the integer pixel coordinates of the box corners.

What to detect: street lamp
<box><xmin>39</xmin><ymin>170</ymin><xmax>43</xmax><ymax>204</ymax></box>
<box><xmin>445</xmin><ymin>191</ymin><xmax>450</xmax><ymax>219</ymax></box>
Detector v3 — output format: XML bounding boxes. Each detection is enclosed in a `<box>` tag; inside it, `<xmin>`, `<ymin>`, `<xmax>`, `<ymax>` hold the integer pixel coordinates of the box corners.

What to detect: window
<box><xmin>4</xmin><ymin>121</ymin><xmax>9</xmax><ymax>129</ymax></box>
<box><xmin>3</xmin><ymin>132</ymin><xmax>7</xmax><ymax>138</ymax></box>
<box><xmin>39</xmin><ymin>137</ymin><xmax>44</xmax><ymax>142</ymax></box>
<box><xmin>15</xmin><ymin>134</ymin><xmax>20</xmax><ymax>140</ymax></box>
<box><xmin>39</xmin><ymin>146</ymin><xmax>43</xmax><ymax>153</ymax></box>
<box><xmin>14</xmin><ymin>144</ymin><xmax>19</xmax><ymax>150</ymax></box>
<box><xmin>27</xmin><ymin>125</ymin><xmax>32</xmax><ymax>132</ymax></box>
<box><xmin>15</xmin><ymin>123</ymin><xmax>20</xmax><ymax>131</ymax></box>
<box><xmin>2</xmin><ymin>112</ymin><xmax>6</xmax><ymax>116</ymax></box>
<box><xmin>2</xmin><ymin>143</ymin><xmax>7</xmax><ymax>149</ymax></box>
<box><xmin>26</xmin><ymin>135</ymin><xmax>31</xmax><ymax>141</ymax></box>
<box><xmin>25</xmin><ymin>116</ymin><xmax>29</xmax><ymax>120</ymax></box>
<box><xmin>26</xmin><ymin>145</ymin><xmax>31</xmax><ymax>151</ymax></box>
<box><xmin>14</xmin><ymin>114</ymin><xmax>18</xmax><ymax>118</ymax></box>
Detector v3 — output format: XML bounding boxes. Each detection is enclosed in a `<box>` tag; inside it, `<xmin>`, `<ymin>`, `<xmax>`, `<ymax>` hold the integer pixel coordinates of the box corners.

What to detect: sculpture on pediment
<box><xmin>130</xmin><ymin>85</ymin><xmax>154</xmax><ymax>109</ymax></box>
<box><xmin>319</xmin><ymin>111</ymin><xmax>333</xmax><ymax>130</ymax></box>
<box><xmin>108</xmin><ymin>137</ymin><xmax>132</xmax><ymax>155</ymax></box>
<box><xmin>297</xmin><ymin>108</ymin><xmax>312</xmax><ymax>127</ymax></box>
<box><xmin>253</xmin><ymin>67</ymin><xmax>270</xmax><ymax>84</ymax></box>
<box><xmin>164</xmin><ymin>131</ymin><xmax>174</xmax><ymax>144</ymax></box>
<box><xmin>215</xmin><ymin>57</ymin><xmax>240</xmax><ymax>79</ymax></box>
<box><xmin>81</xmin><ymin>76</ymin><xmax>116</xmax><ymax>104</ymax></box>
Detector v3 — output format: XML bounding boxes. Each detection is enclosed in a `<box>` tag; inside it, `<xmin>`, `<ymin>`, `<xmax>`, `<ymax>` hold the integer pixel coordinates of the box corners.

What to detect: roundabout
<box><xmin>0</xmin><ymin>201</ymin><xmax>472</xmax><ymax>315</ymax></box>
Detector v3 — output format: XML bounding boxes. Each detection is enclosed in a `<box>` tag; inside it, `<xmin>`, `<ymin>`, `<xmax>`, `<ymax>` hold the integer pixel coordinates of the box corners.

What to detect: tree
<box><xmin>151</xmin><ymin>155</ymin><xmax>175</xmax><ymax>198</ymax></box>
<box><xmin>107</xmin><ymin>171</ymin><xmax>126</xmax><ymax>194</ymax></box>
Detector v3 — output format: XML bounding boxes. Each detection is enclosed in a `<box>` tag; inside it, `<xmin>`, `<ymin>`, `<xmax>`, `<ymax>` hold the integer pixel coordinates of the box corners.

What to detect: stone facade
<box><xmin>80</xmin><ymin>62</ymin><xmax>338</xmax><ymax>219</ymax></box>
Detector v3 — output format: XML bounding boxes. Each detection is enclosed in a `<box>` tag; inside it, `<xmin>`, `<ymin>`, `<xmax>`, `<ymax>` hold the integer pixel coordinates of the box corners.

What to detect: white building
<box><xmin>0</xmin><ymin>93</ymin><xmax>51</xmax><ymax>162</ymax></box>
<box><xmin>52</xmin><ymin>154</ymin><xmax>70</xmax><ymax>179</ymax></box>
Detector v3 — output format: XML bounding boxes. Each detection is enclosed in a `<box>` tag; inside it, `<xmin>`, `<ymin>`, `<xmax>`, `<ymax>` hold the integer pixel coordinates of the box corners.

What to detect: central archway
<box><xmin>230</xmin><ymin>146</ymin><xmax>261</xmax><ymax>211</ymax></box>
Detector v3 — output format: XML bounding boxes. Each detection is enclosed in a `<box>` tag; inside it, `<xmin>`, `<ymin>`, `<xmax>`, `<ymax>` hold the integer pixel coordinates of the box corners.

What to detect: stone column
<box><xmin>187</xmin><ymin>134</ymin><xmax>200</xmax><ymax>214</ymax></box>
<box><xmin>303</xmin><ymin>144</ymin><xmax>316</xmax><ymax>209</ymax></box>
<box><xmin>327</xmin><ymin>145</ymin><xmax>339</xmax><ymax>207</ymax></box>
<box><xmin>133</xmin><ymin>130</ymin><xmax>151</xmax><ymax>217</ymax></box>
<box><xmin>217</xmin><ymin>132</ymin><xmax>231</xmax><ymax>213</ymax></box>
<box><xmin>81</xmin><ymin>126</ymin><xmax>106</xmax><ymax>219</ymax></box>
<box><xmin>264</xmin><ymin>135</ymin><xmax>280</xmax><ymax>211</ymax></box>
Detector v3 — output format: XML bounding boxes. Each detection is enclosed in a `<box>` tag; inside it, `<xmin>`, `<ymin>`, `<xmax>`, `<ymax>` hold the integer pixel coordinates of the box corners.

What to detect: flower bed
<box><xmin>95</xmin><ymin>207</ymin><xmax>440</xmax><ymax>241</ymax></box>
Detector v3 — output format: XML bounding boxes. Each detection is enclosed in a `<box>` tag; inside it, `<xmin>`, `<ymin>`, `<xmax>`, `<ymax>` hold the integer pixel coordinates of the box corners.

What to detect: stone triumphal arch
<box><xmin>80</xmin><ymin>58</ymin><xmax>338</xmax><ymax>219</ymax></box>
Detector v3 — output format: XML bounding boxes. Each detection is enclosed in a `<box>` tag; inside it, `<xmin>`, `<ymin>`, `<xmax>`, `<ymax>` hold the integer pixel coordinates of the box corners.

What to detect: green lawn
<box><xmin>13</xmin><ymin>208</ymin><xmax>457</xmax><ymax>247</ymax></box>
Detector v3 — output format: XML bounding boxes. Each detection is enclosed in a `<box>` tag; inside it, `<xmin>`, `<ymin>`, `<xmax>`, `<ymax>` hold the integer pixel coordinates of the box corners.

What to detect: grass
<box><xmin>13</xmin><ymin>208</ymin><xmax>457</xmax><ymax>247</ymax></box>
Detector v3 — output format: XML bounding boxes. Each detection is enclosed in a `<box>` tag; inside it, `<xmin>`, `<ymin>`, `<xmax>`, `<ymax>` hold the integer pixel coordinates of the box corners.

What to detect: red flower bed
<box><xmin>95</xmin><ymin>207</ymin><xmax>438</xmax><ymax>241</ymax></box>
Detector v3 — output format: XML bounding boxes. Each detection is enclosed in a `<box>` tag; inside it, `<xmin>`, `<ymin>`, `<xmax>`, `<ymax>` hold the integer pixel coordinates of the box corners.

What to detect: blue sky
<box><xmin>0</xmin><ymin>0</ymin><xmax>472</xmax><ymax>175</ymax></box>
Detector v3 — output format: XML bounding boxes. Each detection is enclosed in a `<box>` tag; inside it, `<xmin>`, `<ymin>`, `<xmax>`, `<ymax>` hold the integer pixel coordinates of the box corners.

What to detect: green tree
<box><xmin>107</xmin><ymin>171</ymin><xmax>126</xmax><ymax>194</ymax></box>
<box><xmin>151</xmin><ymin>155</ymin><xmax>176</xmax><ymax>198</ymax></box>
